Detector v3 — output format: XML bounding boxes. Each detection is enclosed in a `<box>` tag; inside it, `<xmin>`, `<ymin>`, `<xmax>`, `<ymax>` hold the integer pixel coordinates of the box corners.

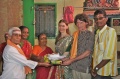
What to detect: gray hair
<box><xmin>8</xmin><ymin>27</ymin><xmax>21</xmax><ymax>36</ymax></box>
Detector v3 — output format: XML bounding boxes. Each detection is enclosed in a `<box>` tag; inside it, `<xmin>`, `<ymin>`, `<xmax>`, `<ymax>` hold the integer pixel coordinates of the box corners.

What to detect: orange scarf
<box><xmin>70</xmin><ymin>30</ymin><xmax>79</xmax><ymax>59</ymax></box>
<box><xmin>7</xmin><ymin>40</ymin><xmax>32</xmax><ymax>74</ymax></box>
<box><xmin>32</xmin><ymin>45</ymin><xmax>43</xmax><ymax>56</ymax></box>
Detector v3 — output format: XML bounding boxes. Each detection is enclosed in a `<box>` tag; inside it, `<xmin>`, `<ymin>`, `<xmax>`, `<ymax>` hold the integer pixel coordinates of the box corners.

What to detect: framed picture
<box><xmin>112</xmin><ymin>18</ymin><xmax>120</xmax><ymax>26</ymax></box>
<box><xmin>89</xmin><ymin>19</ymin><xmax>94</xmax><ymax>26</ymax></box>
<box><xmin>87</xmin><ymin>19</ymin><xmax>95</xmax><ymax>32</ymax></box>
<box><xmin>83</xmin><ymin>0</ymin><xmax>119</xmax><ymax>11</ymax></box>
<box><xmin>111</xmin><ymin>18</ymin><xmax>120</xmax><ymax>35</ymax></box>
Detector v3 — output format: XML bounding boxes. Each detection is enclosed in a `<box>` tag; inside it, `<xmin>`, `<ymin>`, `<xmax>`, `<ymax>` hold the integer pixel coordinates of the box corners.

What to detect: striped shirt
<box><xmin>93</xmin><ymin>25</ymin><xmax>118</xmax><ymax>76</ymax></box>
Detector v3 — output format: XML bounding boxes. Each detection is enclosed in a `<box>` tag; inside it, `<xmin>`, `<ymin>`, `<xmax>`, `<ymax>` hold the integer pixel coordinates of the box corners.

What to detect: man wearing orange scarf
<box><xmin>0</xmin><ymin>27</ymin><xmax>50</xmax><ymax>79</ymax></box>
<box><xmin>62</xmin><ymin>13</ymin><xmax>94</xmax><ymax>79</ymax></box>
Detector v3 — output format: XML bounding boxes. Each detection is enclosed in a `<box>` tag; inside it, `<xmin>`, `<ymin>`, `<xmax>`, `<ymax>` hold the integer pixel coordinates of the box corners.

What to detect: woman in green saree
<box><xmin>55</xmin><ymin>19</ymin><xmax>73</xmax><ymax>79</ymax></box>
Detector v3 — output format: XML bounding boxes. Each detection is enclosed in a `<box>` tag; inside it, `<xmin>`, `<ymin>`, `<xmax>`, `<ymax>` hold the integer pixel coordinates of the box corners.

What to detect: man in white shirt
<box><xmin>0</xmin><ymin>27</ymin><xmax>50</xmax><ymax>79</ymax></box>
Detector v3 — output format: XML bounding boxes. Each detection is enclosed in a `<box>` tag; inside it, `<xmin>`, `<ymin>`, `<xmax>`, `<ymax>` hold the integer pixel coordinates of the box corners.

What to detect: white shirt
<box><xmin>0</xmin><ymin>45</ymin><xmax>38</xmax><ymax>79</ymax></box>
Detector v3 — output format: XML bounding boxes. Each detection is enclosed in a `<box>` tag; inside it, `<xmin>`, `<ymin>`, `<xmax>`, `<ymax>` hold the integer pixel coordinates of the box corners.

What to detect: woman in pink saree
<box><xmin>31</xmin><ymin>33</ymin><xmax>56</xmax><ymax>79</ymax></box>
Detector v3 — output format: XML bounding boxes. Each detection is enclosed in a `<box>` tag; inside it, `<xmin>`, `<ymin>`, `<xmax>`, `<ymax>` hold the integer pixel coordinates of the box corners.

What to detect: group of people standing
<box><xmin>0</xmin><ymin>8</ymin><xmax>118</xmax><ymax>79</ymax></box>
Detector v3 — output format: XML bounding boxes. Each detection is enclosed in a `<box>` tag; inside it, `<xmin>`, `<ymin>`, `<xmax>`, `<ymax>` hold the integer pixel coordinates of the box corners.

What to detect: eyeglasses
<box><xmin>94</xmin><ymin>17</ymin><xmax>105</xmax><ymax>21</ymax></box>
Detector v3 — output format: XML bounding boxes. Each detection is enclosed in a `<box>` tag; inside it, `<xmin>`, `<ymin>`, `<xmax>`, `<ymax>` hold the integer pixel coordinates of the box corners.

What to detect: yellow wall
<box><xmin>34</xmin><ymin>0</ymin><xmax>85</xmax><ymax>51</ymax></box>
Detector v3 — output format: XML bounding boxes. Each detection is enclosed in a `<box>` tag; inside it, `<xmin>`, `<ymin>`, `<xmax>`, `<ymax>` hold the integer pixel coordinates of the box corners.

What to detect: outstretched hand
<box><xmin>60</xmin><ymin>57</ymin><xmax>69</xmax><ymax>62</ymax></box>
<box><xmin>38</xmin><ymin>62</ymin><xmax>51</xmax><ymax>67</ymax></box>
<box><xmin>61</xmin><ymin>59</ymin><xmax>74</xmax><ymax>66</ymax></box>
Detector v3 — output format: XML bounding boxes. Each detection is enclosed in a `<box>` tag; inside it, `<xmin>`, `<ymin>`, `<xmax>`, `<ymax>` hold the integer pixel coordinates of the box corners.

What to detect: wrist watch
<box><xmin>95</xmin><ymin>67</ymin><xmax>99</xmax><ymax>71</ymax></box>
